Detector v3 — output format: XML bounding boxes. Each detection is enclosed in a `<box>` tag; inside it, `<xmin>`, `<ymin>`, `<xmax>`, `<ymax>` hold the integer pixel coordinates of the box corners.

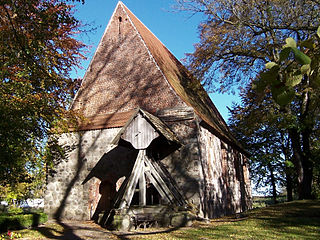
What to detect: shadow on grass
<box><xmin>30</xmin><ymin>225</ymin><xmax>64</xmax><ymax>239</ymax></box>
<box><xmin>113</xmin><ymin>200</ymin><xmax>320</xmax><ymax>240</ymax></box>
<box><xmin>20</xmin><ymin>200</ymin><xmax>320</xmax><ymax>240</ymax></box>
<box><xmin>24</xmin><ymin>220</ymin><xmax>189</xmax><ymax>240</ymax></box>
<box><xmin>244</xmin><ymin>200</ymin><xmax>320</xmax><ymax>239</ymax></box>
<box><xmin>28</xmin><ymin>220</ymin><xmax>117</xmax><ymax>239</ymax></box>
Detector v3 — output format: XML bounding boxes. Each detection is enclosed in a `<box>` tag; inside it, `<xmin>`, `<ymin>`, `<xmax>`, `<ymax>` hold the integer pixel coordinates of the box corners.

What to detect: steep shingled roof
<box><xmin>120</xmin><ymin>2</ymin><xmax>237</xmax><ymax>145</ymax></box>
<box><xmin>71</xmin><ymin>1</ymin><xmax>238</xmax><ymax>146</ymax></box>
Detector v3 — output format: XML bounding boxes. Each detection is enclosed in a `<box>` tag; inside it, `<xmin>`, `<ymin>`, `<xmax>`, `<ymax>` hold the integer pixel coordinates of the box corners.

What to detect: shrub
<box><xmin>0</xmin><ymin>212</ymin><xmax>47</xmax><ymax>232</ymax></box>
<box><xmin>7</xmin><ymin>207</ymin><xmax>23</xmax><ymax>215</ymax></box>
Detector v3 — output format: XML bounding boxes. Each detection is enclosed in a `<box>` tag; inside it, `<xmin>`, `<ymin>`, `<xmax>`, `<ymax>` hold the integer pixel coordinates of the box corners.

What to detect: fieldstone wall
<box><xmin>198</xmin><ymin>125</ymin><xmax>252</xmax><ymax>218</ymax></box>
<box><xmin>45</xmin><ymin>114</ymin><xmax>251</xmax><ymax>221</ymax></box>
<box><xmin>45</xmin><ymin>128</ymin><xmax>120</xmax><ymax>220</ymax></box>
<box><xmin>45</xmin><ymin>118</ymin><xmax>206</xmax><ymax>220</ymax></box>
<box><xmin>161</xmin><ymin>118</ymin><xmax>205</xmax><ymax>217</ymax></box>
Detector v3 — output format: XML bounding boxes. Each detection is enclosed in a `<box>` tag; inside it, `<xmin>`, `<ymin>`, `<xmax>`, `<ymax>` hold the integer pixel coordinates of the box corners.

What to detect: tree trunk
<box><xmin>285</xmin><ymin>168</ymin><xmax>293</xmax><ymax>202</ymax></box>
<box><xmin>300</xmin><ymin>128</ymin><xmax>313</xmax><ymax>199</ymax></box>
<box><xmin>267</xmin><ymin>162</ymin><xmax>278</xmax><ymax>204</ymax></box>
<box><xmin>298</xmin><ymin>75</ymin><xmax>314</xmax><ymax>199</ymax></box>
<box><xmin>280</xmin><ymin>131</ymin><xmax>293</xmax><ymax>201</ymax></box>
<box><xmin>288</xmin><ymin>128</ymin><xmax>313</xmax><ymax>199</ymax></box>
<box><xmin>288</xmin><ymin>128</ymin><xmax>304</xmax><ymax>198</ymax></box>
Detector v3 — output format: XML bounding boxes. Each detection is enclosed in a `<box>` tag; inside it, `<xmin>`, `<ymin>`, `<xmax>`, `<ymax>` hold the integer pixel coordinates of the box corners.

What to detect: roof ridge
<box><xmin>119</xmin><ymin>2</ymin><xmax>171</xmax><ymax>54</ymax></box>
<box><xmin>71</xmin><ymin>2</ymin><xmax>242</xmax><ymax>150</ymax></box>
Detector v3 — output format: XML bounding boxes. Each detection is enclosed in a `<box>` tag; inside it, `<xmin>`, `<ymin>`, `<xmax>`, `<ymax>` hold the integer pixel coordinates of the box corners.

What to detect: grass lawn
<box><xmin>251</xmin><ymin>195</ymin><xmax>288</xmax><ymax>208</ymax></box>
<box><xmin>12</xmin><ymin>200</ymin><xmax>320</xmax><ymax>239</ymax></box>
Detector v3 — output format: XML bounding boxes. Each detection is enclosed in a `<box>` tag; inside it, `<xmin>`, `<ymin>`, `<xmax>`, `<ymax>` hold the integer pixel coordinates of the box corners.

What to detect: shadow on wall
<box><xmin>159</xmin><ymin>120</ymin><xmax>203</xmax><ymax>213</ymax></box>
<box><xmin>50</xmin><ymin>26</ymin><xmax>166</xmax><ymax>221</ymax></box>
<box><xmin>52</xmin><ymin>132</ymin><xmax>85</xmax><ymax>221</ymax></box>
<box><xmin>212</xmin><ymin>150</ymin><xmax>250</xmax><ymax>218</ymax></box>
<box><xmin>82</xmin><ymin>145</ymin><xmax>138</xmax><ymax>220</ymax></box>
<box><xmin>195</xmin><ymin>130</ymin><xmax>251</xmax><ymax>219</ymax></box>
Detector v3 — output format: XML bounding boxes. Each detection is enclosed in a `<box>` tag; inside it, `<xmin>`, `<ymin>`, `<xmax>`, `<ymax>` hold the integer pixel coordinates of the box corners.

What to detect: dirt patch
<box><xmin>23</xmin><ymin>220</ymin><xmax>119</xmax><ymax>239</ymax></box>
<box><xmin>23</xmin><ymin>220</ymin><xmax>180</xmax><ymax>239</ymax></box>
<box><xmin>57</xmin><ymin>220</ymin><xmax>116</xmax><ymax>239</ymax></box>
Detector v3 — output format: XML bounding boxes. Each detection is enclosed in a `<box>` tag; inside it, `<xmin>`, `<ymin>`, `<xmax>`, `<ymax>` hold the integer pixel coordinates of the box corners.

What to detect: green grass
<box><xmin>15</xmin><ymin>222</ymin><xmax>65</xmax><ymax>240</ymax></box>
<box><xmin>117</xmin><ymin>200</ymin><xmax>320</xmax><ymax>240</ymax></box>
<box><xmin>14</xmin><ymin>200</ymin><xmax>320</xmax><ymax>240</ymax></box>
<box><xmin>252</xmin><ymin>195</ymin><xmax>288</xmax><ymax>208</ymax></box>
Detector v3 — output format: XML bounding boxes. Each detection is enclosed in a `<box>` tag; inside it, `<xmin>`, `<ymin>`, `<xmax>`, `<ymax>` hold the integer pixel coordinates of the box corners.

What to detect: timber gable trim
<box><xmin>111</xmin><ymin>108</ymin><xmax>180</xmax><ymax>146</ymax></box>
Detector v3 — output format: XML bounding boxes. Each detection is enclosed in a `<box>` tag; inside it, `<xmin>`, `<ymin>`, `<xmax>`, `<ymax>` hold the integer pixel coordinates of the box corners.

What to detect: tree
<box><xmin>0</xmin><ymin>0</ymin><xmax>85</xmax><ymax>187</ymax></box>
<box><xmin>229</xmin><ymin>87</ymin><xmax>294</xmax><ymax>202</ymax></box>
<box><xmin>255</xmin><ymin>33</ymin><xmax>320</xmax><ymax>199</ymax></box>
<box><xmin>229</xmin><ymin>34</ymin><xmax>320</xmax><ymax>200</ymax></box>
<box><xmin>178</xmin><ymin>0</ymin><xmax>320</xmax><ymax>199</ymax></box>
<box><xmin>176</xmin><ymin>0</ymin><xmax>320</xmax><ymax>92</ymax></box>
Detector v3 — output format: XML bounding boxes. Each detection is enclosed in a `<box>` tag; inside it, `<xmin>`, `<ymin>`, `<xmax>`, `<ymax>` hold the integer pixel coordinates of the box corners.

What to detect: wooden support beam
<box><xmin>149</xmin><ymin>158</ymin><xmax>185</xmax><ymax>206</ymax></box>
<box><xmin>157</xmin><ymin>107</ymin><xmax>195</xmax><ymax>122</ymax></box>
<box><xmin>144</xmin><ymin>170</ymin><xmax>169</xmax><ymax>202</ymax></box>
<box><xmin>118</xmin><ymin>150</ymin><xmax>185</xmax><ymax>209</ymax></box>
<box><xmin>139</xmin><ymin>163</ymin><xmax>146</xmax><ymax>206</ymax></box>
<box><xmin>143</xmin><ymin>156</ymin><xmax>175</xmax><ymax>203</ymax></box>
<box><xmin>119</xmin><ymin>150</ymin><xmax>145</xmax><ymax>209</ymax></box>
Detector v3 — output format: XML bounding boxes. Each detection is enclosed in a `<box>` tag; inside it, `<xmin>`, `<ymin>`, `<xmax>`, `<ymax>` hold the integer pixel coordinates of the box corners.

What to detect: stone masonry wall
<box><xmin>198</xmin><ymin>126</ymin><xmax>252</xmax><ymax>218</ymax></box>
<box><xmin>161</xmin><ymin>119</ymin><xmax>205</xmax><ymax>217</ymax></box>
<box><xmin>45</xmin><ymin>128</ymin><xmax>120</xmax><ymax>220</ymax></box>
<box><xmin>45</xmin><ymin>117</ymin><xmax>249</xmax><ymax>221</ymax></box>
<box><xmin>45</xmin><ymin>118</ymin><xmax>206</xmax><ymax>220</ymax></box>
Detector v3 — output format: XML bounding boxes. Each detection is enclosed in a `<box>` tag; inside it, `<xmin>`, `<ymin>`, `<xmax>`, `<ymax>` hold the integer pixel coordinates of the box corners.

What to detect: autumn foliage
<box><xmin>177</xmin><ymin>0</ymin><xmax>320</xmax><ymax>199</ymax></box>
<box><xmin>0</xmin><ymin>0</ymin><xmax>85</xmax><ymax>186</ymax></box>
<box><xmin>177</xmin><ymin>0</ymin><xmax>320</xmax><ymax>92</ymax></box>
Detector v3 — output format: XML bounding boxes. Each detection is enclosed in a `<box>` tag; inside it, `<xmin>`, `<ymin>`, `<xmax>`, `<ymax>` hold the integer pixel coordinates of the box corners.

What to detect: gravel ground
<box><xmin>58</xmin><ymin>221</ymin><xmax>116</xmax><ymax>239</ymax></box>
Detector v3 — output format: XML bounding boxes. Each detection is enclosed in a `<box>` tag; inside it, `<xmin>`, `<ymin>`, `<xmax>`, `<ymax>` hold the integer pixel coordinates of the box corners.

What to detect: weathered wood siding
<box><xmin>122</xmin><ymin>113</ymin><xmax>159</xmax><ymax>149</ymax></box>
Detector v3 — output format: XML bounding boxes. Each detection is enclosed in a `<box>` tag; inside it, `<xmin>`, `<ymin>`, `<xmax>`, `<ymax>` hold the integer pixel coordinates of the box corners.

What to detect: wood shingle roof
<box><xmin>71</xmin><ymin>1</ymin><xmax>239</xmax><ymax>147</ymax></box>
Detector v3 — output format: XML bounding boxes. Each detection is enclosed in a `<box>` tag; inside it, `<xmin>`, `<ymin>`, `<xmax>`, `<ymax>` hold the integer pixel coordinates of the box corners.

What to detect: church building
<box><xmin>44</xmin><ymin>1</ymin><xmax>252</xmax><ymax>230</ymax></box>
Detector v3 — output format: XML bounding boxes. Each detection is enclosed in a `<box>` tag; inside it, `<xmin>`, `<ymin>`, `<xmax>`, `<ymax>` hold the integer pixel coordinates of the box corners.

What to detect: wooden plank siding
<box><xmin>122</xmin><ymin>114</ymin><xmax>159</xmax><ymax>149</ymax></box>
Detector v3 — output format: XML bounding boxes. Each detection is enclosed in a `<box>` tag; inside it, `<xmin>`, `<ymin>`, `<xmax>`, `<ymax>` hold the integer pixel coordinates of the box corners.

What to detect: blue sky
<box><xmin>73</xmin><ymin>0</ymin><xmax>241</xmax><ymax>122</ymax></box>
